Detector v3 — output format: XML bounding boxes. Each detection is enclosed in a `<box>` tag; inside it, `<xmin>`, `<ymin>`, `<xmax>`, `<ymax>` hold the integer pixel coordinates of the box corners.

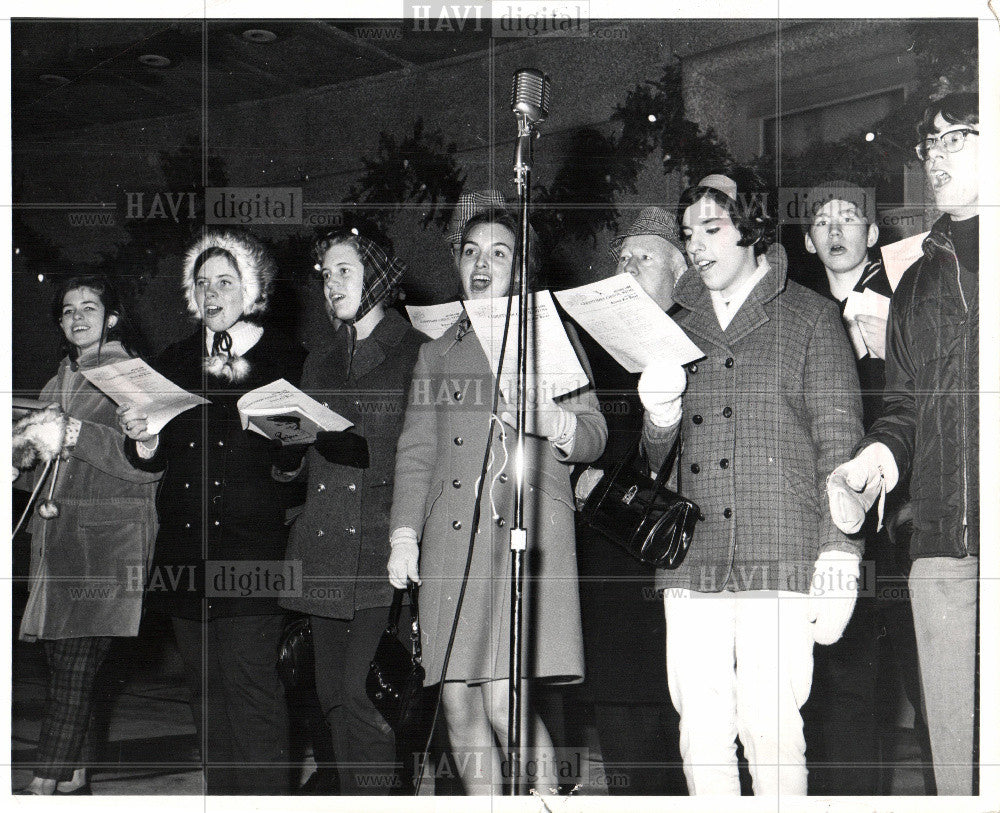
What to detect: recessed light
<box><xmin>138</xmin><ymin>54</ymin><xmax>171</xmax><ymax>68</ymax></box>
<box><xmin>242</xmin><ymin>29</ymin><xmax>277</xmax><ymax>43</ymax></box>
<box><xmin>39</xmin><ymin>74</ymin><xmax>70</xmax><ymax>86</ymax></box>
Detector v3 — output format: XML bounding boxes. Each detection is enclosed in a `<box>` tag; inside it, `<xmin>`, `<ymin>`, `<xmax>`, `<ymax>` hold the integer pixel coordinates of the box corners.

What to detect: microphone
<box><xmin>510</xmin><ymin>69</ymin><xmax>551</xmax><ymax>124</ymax></box>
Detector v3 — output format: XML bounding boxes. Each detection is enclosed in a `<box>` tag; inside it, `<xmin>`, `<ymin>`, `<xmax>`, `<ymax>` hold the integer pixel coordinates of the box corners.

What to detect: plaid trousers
<box><xmin>35</xmin><ymin>636</ymin><xmax>113</xmax><ymax>781</ymax></box>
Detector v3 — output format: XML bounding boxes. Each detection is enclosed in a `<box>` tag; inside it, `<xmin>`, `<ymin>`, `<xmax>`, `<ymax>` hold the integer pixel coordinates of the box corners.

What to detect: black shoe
<box><xmin>295</xmin><ymin>770</ymin><xmax>339</xmax><ymax>795</ymax></box>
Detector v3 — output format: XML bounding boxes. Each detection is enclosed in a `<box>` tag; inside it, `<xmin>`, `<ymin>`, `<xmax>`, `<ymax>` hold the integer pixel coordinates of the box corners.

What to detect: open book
<box><xmin>237</xmin><ymin>379</ymin><xmax>353</xmax><ymax>445</ymax></box>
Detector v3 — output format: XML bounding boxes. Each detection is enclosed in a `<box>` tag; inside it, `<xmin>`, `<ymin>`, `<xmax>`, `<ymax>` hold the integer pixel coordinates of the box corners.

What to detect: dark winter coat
<box><xmin>280</xmin><ymin>310</ymin><xmax>429</xmax><ymax>619</ymax></box>
<box><xmin>861</xmin><ymin>215</ymin><xmax>979</xmax><ymax>558</ymax></box>
<box><xmin>128</xmin><ymin>328</ymin><xmax>306</xmax><ymax>619</ymax></box>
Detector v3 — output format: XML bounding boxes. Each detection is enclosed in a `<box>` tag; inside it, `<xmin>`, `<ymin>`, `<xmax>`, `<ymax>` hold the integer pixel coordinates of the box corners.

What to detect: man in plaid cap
<box><xmin>572</xmin><ymin>206</ymin><xmax>690</xmax><ymax>794</ymax></box>
<box><xmin>610</xmin><ymin>205</ymin><xmax>688</xmax><ymax>309</ymax></box>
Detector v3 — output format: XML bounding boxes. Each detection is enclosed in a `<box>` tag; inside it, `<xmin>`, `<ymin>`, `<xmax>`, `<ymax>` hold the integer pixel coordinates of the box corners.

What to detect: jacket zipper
<box><xmin>954</xmin><ymin>258</ymin><xmax>970</xmax><ymax>554</ymax></box>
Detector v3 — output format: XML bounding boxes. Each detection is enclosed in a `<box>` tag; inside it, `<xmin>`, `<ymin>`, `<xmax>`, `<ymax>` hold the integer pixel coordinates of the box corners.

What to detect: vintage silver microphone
<box><xmin>507</xmin><ymin>67</ymin><xmax>550</xmax><ymax>796</ymax></box>
<box><xmin>511</xmin><ymin>68</ymin><xmax>551</xmax><ymax>191</ymax></box>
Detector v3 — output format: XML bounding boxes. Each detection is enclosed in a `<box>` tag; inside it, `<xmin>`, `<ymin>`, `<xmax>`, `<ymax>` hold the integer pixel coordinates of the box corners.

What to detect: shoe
<box><xmin>56</xmin><ymin>784</ymin><xmax>92</xmax><ymax>795</ymax></box>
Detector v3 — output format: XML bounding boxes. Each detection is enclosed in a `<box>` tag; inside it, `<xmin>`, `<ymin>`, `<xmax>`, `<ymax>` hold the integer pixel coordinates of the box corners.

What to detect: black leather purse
<box><xmin>580</xmin><ymin>434</ymin><xmax>697</xmax><ymax>569</ymax></box>
<box><xmin>276</xmin><ymin>615</ymin><xmax>313</xmax><ymax>692</ymax></box>
<box><xmin>366</xmin><ymin>586</ymin><xmax>424</xmax><ymax>733</ymax></box>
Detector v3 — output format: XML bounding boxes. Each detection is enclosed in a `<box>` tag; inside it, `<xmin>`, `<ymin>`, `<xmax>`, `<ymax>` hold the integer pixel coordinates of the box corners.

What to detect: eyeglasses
<box><xmin>914</xmin><ymin>128</ymin><xmax>979</xmax><ymax>162</ymax></box>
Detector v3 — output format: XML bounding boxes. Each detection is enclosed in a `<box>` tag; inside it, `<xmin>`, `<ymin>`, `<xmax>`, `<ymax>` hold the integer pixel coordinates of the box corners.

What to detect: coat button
<box><xmin>725</xmin><ymin>357</ymin><xmax>734</xmax><ymax>368</ymax></box>
<box><xmin>213</xmin><ymin>520</ymin><xmax>220</xmax><ymax>526</ymax></box>
<box><xmin>452</xmin><ymin>520</ymin><xmax>462</xmax><ymax>530</ymax></box>
<box><xmin>184</xmin><ymin>482</ymin><xmax>190</xmax><ymax>488</ymax></box>
<box><xmin>317</xmin><ymin>529</ymin><xmax>325</xmax><ymax>537</ymax></box>
<box><xmin>347</xmin><ymin>483</ymin><xmax>356</xmax><ymax>492</ymax></box>
<box><xmin>217</xmin><ymin>440</ymin><xmax>224</xmax><ymax>447</ymax></box>
<box><xmin>723</xmin><ymin>407</ymin><xmax>733</xmax><ymax>418</ymax></box>
<box><xmin>496</xmin><ymin>517</ymin><xmax>506</xmax><ymax>527</ymax></box>
<box><xmin>499</xmin><ymin>473</ymin><xmax>508</xmax><ymax>483</ymax></box>
<box><xmin>322</xmin><ymin>402</ymin><xmax>329</xmax><ymax>408</ymax></box>
<box><xmin>317</xmin><ymin>483</ymin><xmax>326</xmax><ymax>492</ymax></box>
<box><xmin>720</xmin><ymin>459</ymin><xmax>730</xmax><ymax>469</ymax></box>
<box><xmin>454</xmin><ymin>437</ymin><xmax>463</xmax><ymax>446</ymax></box>
<box><xmin>688</xmin><ymin>363</ymin><xmax>698</xmax><ymax>374</ymax></box>
<box><xmin>690</xmin><ymin>463</ymin><xmax>700</xmax><ymax>474</ymax></box>
<box><xmin>185</xmin><ymin>523</ymin><xmax>191</xmax><ymax>529</ymax></box>
<box><xmin>692</xmin><ymin>414</ymin><xmax>703</xmax><ymax>425</ymax></box>
<box><xmin>723</xmin><ymin>508</ymin><xmax>733</xmax><ymax>518</ymax></box>
<box><xmin>214</xmin><ymin>480</ymin><xmax>221</xmax><ymax>487</ymax></box>
<box><xmin>454</xmin><ymin>391</ymin><xmax>463</xmax><ymax>402</ymax></box>
<box><xmin>346</xmin><ymin>526</ymin><xmax>357</xmax><ymax>535</ymax></box>
<box><xmin>189</xmin><ymin>442</ymin><xmax>196</xmax><ymax>448</ymax></box>
<box><xmin>697</xmin><ymin>512</ymin><xmax>705</xmax><ymax>522</ymax></box>
<box><xmin>453</xmin><ymin>479</ymin><xmax>461</xmax><ymax>489</ymax></box>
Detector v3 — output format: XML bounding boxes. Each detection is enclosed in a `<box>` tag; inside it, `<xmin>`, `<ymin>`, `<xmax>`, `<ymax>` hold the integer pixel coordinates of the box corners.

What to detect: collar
<box><xmin>67</xmin><ymin>340</ymin><xmax>130</xmax><ymax>373</ymax></box>
<box><xmin>205</xmin><ymin>320</ymin><xmax>264</xmax><ymax>358</ymax></box>
<box><xmin>709</xmin><ymin>259</ymin><xmax>770</xmax><ymax>330</ymax></box>
<box><xmin>674</xmin><ymin>242</ymin><xmax>787</xmax><ymax>315</ymax></box>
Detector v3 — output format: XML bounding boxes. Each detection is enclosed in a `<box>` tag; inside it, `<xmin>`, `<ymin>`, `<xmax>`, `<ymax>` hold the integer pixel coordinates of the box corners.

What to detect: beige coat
<box><xmin>20</xmin><ymin>343</ymin><xmax>161</xmax><ymax>640</ymax></box>
<box><xmin>391</xmin><ymin>319</ymin><xmax>607</xmax><ymax>684</ymax></box>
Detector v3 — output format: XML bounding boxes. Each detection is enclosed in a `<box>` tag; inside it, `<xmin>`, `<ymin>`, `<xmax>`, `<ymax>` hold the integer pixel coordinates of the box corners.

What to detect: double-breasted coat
<box><xmin>20</xmin><ymin>342</ymin><xmax>161</xmax><ymax>641</ymax></box>
<box><xmin>391</xmin><ymin>317</ymin><xmax>607</xmax><ymax>685</ymax></box>
<box><xmin>644</xmin><ymin>252</ymin><xmax>864</xmax><ymax>594</ymax></box>
<box><xmin>281</xmin><ymin>310</ymin><xmax>429</xmax><ymax>619</ymax></box>
<box><xmin>127</xmin><ymin>328</ymin><xmax>305</xmax><ymax>620</ymax></box>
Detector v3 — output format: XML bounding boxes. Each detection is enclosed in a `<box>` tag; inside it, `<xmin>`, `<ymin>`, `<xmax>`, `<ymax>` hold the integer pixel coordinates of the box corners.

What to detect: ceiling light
<box><xmin>138</xmin><ymin>54</ymin><xmax>171</xmax><ymax>68</ymax></box>
<box><xmin>242</xmin><ymin>29</ymin><xmax>277</xmax><ymax>43</ymax></box>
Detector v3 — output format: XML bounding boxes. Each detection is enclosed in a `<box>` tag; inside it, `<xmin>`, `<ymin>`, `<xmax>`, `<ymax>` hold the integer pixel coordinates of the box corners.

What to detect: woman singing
<box><xmin>118</xmin><ymin>228</ymin><xmax>305</xmax><ymax>795</ymax></box>
<box><xmin>387</xmin><ymin>210</ymin><xmax>606</xmax><ymax>794</ymax></box>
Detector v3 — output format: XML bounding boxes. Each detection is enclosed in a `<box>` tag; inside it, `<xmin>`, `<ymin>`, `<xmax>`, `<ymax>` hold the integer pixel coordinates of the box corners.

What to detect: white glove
<box><xmin>808</xmin><ymin>551</ymin><xmax>861</xmax><ymax>645</ymax></box>
<box><xmin>387</xmin><ymin>527</ymin><xmax>421</xmax><ymax>589</ymax></box>
<box><xmin>826</xmin><ymin>443</ymin><xmax>898</xmax><ymax>534</ymax></box>
<box><xmin>638</xmin><ymin>360</ymin><xmax>686</xmax><ymax>427</ymax></box>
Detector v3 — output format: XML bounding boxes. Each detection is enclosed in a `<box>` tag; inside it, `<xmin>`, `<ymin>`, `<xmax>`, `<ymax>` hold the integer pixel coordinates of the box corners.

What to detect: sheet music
<box><xmin>555</xmin><ymin>274</ymin><xmax>704</xmax><ymax>373</ymax></box>
<box><xmin>405</xmin><ymin>301</ymin><xmax>464</xmax><ymax>340</ymax></box>
<box><xmin>81</xmin><ymin>357</ymin><xmax>209</xmax><ymax>435</ymax></box>
<box><xmin>463</xmin><ymin>291</ymin><xmax>590</xmax><ymax>401</ymax></box>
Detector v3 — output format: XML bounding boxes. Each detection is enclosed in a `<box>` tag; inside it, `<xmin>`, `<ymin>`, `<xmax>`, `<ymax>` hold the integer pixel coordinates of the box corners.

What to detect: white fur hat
<box><xmin>181</xmin><ymin>228</ymin><xmax>276</xmax><ymax>317</ymax></box>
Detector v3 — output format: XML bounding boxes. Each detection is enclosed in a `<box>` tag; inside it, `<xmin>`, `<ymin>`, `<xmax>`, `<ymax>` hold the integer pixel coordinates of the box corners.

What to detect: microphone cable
<box><xmin>413</xmin><ymin>245</ymin><xmax>522</xmax><ymax>796</ymax></box>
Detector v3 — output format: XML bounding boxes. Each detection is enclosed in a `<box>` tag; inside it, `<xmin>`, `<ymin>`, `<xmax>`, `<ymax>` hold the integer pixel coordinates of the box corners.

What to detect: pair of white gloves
<box><xmin>638</xmin><ymin>360</ymin><xmax>885</xmax><ymax>645</ymax></box>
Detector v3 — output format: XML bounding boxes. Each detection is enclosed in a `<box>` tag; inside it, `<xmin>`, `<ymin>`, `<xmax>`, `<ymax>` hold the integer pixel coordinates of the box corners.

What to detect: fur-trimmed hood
<box><xmin>182</xmin><ymin>228</ymin><xmax>276</xmax><ymax>317</ymax></box>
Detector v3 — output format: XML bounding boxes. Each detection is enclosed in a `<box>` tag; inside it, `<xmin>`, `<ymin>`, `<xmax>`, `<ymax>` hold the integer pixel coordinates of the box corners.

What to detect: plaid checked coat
<box><xmin>644</xmin><ymin>250</ymin><xmax>864</xmax><ymax>594</ymax></box>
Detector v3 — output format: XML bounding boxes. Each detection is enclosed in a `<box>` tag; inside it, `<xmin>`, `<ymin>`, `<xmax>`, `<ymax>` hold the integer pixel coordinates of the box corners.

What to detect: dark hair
<box><xmin>192</xmin><ymin>245</ymin><xmax>240</xmax><ymax>279</ymax></box>
<box><xmin>916</xmin><ymin>92</ymin><xmax>979</xmax><ymax>140</ymax></box>
<box><xmin>459</xmin><ymin>209</ymin><xmax>540</xmax><ymax>292</ymax></box>
<box><xmin>51</xmin><ymin>275</ymin><xmax>143</xmax><ymax>361</ymax></box>
<box><xmin>677</xmin><ymin>167</ymin><xmax>775</xmax><ymax>257</ymax></box>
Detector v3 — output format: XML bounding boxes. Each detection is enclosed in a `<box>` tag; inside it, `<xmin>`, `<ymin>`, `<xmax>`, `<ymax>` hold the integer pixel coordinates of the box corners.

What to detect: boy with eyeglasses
<box><xmin>828</xmin><ymin>92</ymin><xmax>979</xmax><ymax>796</ymax></box>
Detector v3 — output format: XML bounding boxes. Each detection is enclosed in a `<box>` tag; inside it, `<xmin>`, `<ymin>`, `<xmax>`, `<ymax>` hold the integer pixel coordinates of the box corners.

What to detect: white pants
<box><xmin>663</xmin><ymin>589</ymin><xmax>815</xmax><ymax>795</ymax></box>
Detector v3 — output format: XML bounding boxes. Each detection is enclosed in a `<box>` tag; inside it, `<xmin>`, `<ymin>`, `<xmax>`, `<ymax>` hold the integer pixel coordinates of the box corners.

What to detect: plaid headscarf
<box><xmin>315</xmin><ymin>232</ymin><xmax>406</xmax><ymax>323</ymax></box>
<box><xmin>352</xmin><ymin>234</ymin><xmax>406</xmax><ymax>323</ymax></box>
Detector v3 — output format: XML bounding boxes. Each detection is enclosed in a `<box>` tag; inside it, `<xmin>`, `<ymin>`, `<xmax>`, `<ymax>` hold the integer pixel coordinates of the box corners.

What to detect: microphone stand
<box><xmin>507</xmin><ymin>111</ymin><xmax>535</xmax><ymax>796</ymax></box>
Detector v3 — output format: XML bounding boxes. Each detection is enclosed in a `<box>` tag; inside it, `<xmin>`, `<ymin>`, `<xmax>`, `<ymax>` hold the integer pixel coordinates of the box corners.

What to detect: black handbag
<box><xmin>366</xmin><ymin>586</ymin><xmax>425</xmax><ymax>733</ymax></box>
<box><xmin>580</xmin><ymin>434</ymin><xmax>698</xmax><ymax>569</ymax></box>
<box><xmin>276</xmin><ymin>615</ymin><xmax>313</xmax><ymax>692</ymax></box>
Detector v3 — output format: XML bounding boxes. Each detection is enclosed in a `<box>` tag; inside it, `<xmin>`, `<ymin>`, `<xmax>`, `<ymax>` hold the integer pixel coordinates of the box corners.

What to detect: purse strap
<box><xmin>387</xmin><ymin>585</ymin><xmax>422</xmax><ymax>665</ymax></box>
<box><xmin>609</xmin><ymin>429</ymin><xmax>681</xmax><ymax>483</ymax></box>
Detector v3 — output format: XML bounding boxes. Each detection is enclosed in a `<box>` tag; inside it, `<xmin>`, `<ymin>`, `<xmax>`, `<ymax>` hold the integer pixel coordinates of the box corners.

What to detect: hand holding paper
<box><xmin>554</xmin><ymin>275</ymin><xmax>702</xmax><ymax>373</ymax></box>
<box><xmin>82</xmin><ymin>358</ymin><xmax>209</xmax><ymax>434</ymax></box>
